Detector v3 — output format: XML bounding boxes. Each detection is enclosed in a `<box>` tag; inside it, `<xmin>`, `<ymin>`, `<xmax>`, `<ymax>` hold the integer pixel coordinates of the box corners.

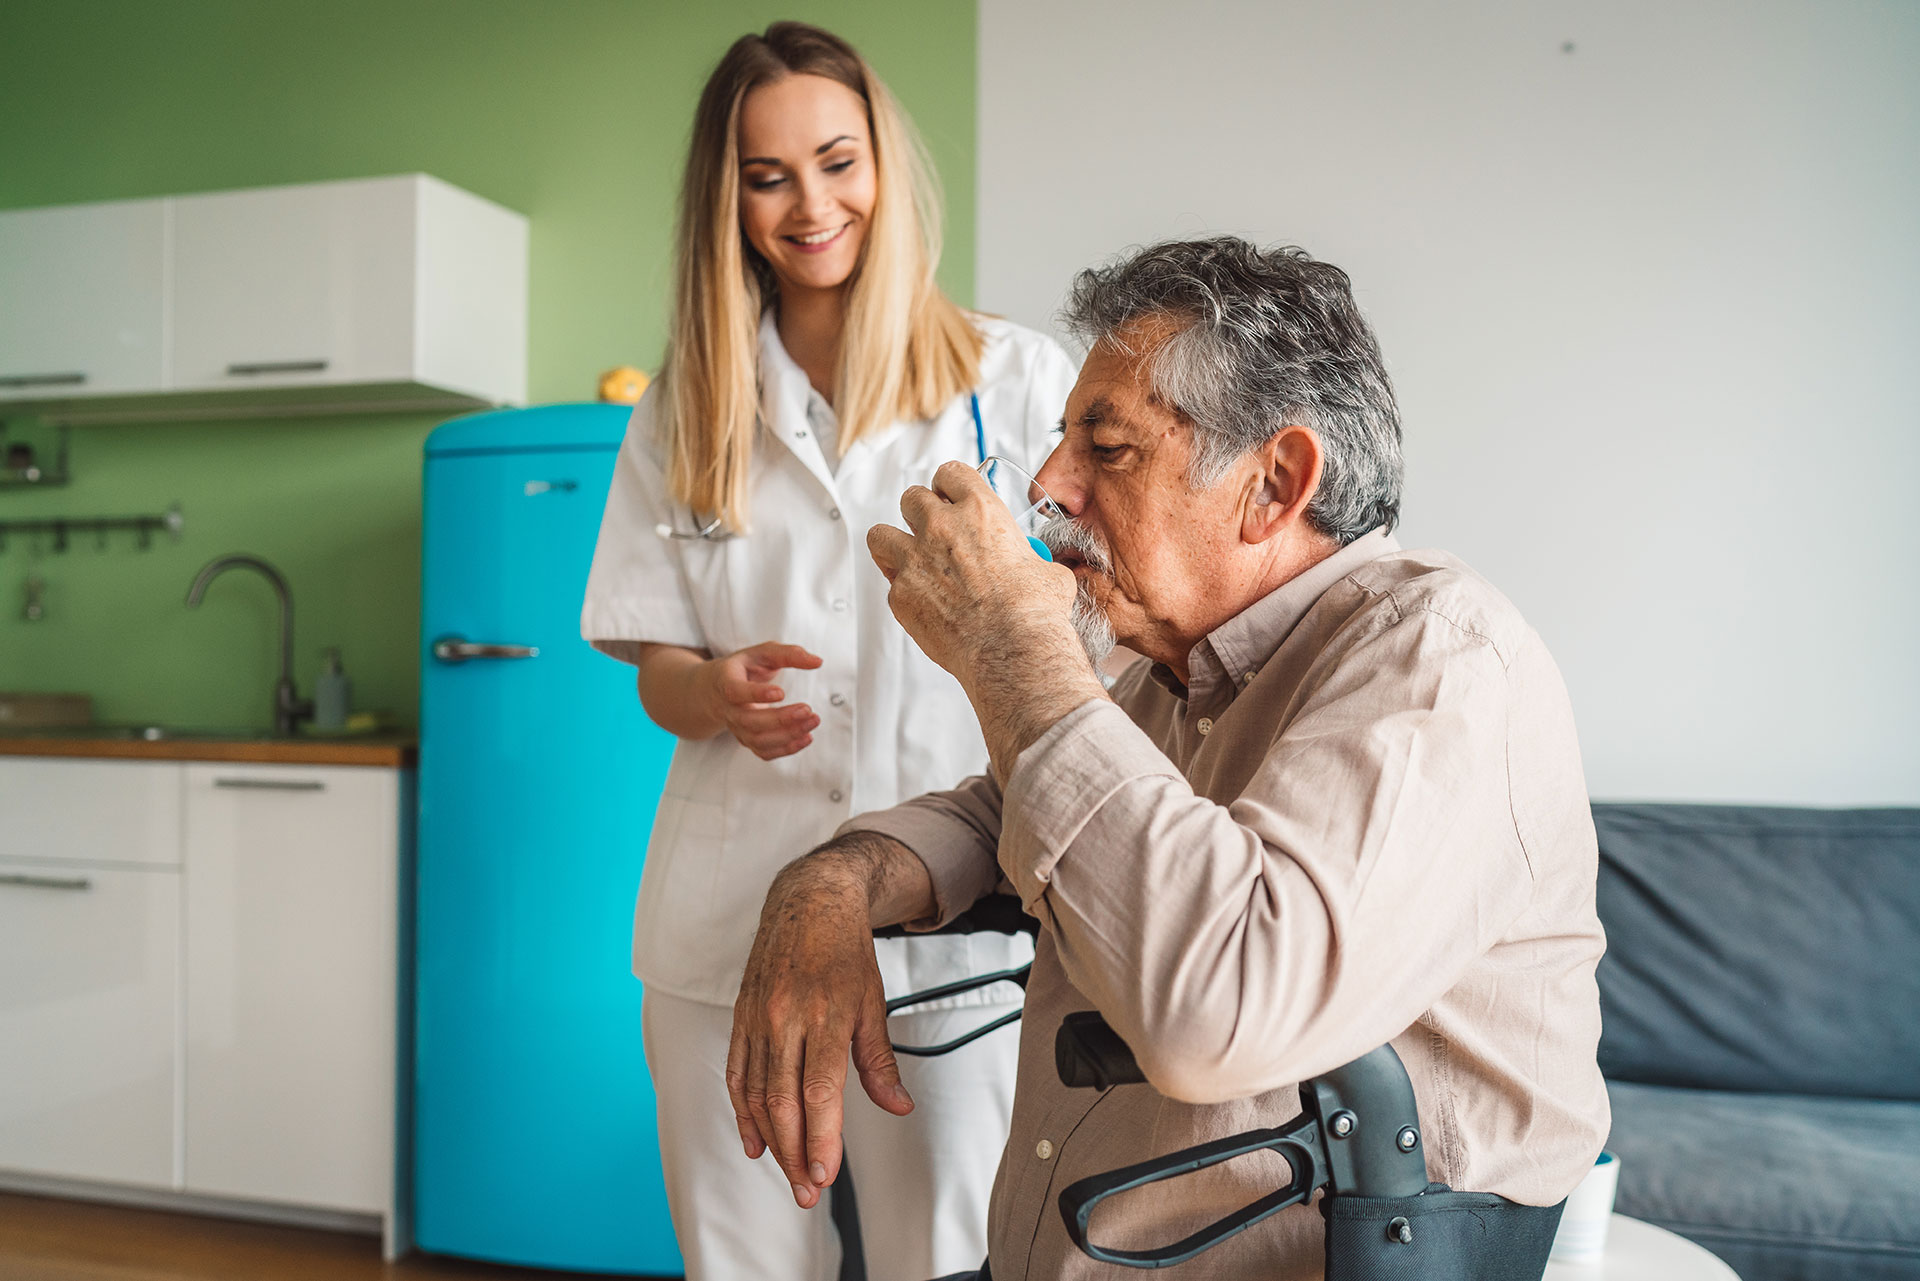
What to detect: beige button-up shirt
<box><xmin>844</xmin><ymin>529</ymin><xmax>1610</xmax><ymax>1279</ymax></box>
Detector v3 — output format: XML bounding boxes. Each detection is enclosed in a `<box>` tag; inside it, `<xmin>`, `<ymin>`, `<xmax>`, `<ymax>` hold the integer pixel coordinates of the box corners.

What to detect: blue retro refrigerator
<box><xmin>415</xmin><ymin>404</ymin><xmax>681</xmax><ymax>1274</ymax></box>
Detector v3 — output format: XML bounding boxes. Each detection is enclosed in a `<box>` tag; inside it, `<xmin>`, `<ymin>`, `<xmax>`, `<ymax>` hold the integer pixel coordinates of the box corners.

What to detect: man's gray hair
<box><xmin>1060</xmin><ymin>237</ymin><xmax>1403</xmax><ymax>544</ymax></box>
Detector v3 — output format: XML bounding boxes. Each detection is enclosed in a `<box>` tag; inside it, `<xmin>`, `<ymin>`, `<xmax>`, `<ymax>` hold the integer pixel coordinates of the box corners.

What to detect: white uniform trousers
<box><xmin>642</xmin><ymin>986</ymin><xmax>1020</xmax><ymax>1281</ymax></box>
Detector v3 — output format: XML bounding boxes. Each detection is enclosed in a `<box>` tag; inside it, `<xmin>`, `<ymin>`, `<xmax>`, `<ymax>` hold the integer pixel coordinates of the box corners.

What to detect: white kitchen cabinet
<box><xmin>0</xmin><ymin>753</ymin><xmax>405</xmax><ymax>1247</ymax></box>
<box><xmin>0</xmin><ymin>859</ymin><xmax>180</xmax><ymax>1190</ymax></box>
<box><xmin>0</xmin><ymin>757</ymin><xmax>185</xmax><ymax>868</ymax></box>
<box><xmin>0</xmin><ymin>174</ymin><xmax>526</xmax><ymax>421</ymax></box>
<box><xmin>170</xmin><ymin>180</ymin><xmax>414</xmax><ymax>394</ymax></box>
<box><xmin>0</xmin><ymin>198</ymin><xmax>167</xmax><ymax>401</ymax></box>
<box><xmin>182</xmin><ymin>762</ymin><xmax>400</xmax><ymax>1215</ymax></box>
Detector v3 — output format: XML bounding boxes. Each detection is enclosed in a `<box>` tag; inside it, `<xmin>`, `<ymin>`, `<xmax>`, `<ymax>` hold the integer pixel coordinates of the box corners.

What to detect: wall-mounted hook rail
<box><xmin>0</xmin><ymin>502</ymin><xmax>183</xmax><ymax>553</ymax></box>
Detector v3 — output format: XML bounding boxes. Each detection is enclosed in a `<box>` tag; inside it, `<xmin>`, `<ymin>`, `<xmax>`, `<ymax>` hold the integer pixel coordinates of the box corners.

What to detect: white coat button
<box><xmin>831</xmin><ymin>598</ymin><xmax>849</xmax><ymax>612</ymax></box>
<box><xmin>829</xmin><ymin>789</ymin><xmax>844</xmax><ymax>803</ymax></box>
<box><xmin>829</xmin><ymin>506</ymin><xmax>842</xmax><ymax>521</ymax></box>
<box><xmin>830</xmin><ymin>693</ymin><xmax>847</xmax><ymax>707</ymax></box>
<box><xmin>1036</xmin><ymin>1139</ymin><xmax>1055</xmax><ymax>1160</ymax></box>
<box><xmin>1197</xmin><ymin>717</ymin><xmax>1214</xmax><ymax>735</ymax></box>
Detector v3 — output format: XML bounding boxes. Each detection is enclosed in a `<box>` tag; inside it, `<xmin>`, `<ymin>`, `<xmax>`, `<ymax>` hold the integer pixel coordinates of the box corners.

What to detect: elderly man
<box><xmin>727</xmin><ymin>237</ymin><xmax>1610</xmax><ymax>1279</ymax></box>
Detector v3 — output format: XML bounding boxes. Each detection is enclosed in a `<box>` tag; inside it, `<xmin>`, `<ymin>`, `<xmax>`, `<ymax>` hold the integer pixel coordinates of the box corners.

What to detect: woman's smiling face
<box><xmin>736</xmin><ymin>73</ymin><xmax>876</xmax><ymax>299</ymax></box>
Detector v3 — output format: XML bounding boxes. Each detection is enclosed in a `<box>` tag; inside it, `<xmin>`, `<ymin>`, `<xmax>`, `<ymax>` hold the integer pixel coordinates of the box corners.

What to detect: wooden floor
<box><xmin>0</xmin><ymin>1192</ymin><xmax>673</xmax><ymax>1281</ymax></box>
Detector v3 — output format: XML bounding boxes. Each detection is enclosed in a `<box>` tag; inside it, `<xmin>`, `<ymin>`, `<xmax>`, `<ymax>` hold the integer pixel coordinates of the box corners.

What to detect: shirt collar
<box><xmin>759</xmin><ymin>308</ymin><xmax>806</xmax><ymax>423</ymax></box>
<box><xmin>758</xmin><ymin>309</ymin><xmax>839</xmax><ymax>489</ymax></box>
<box><xmin>1147</xmin><ymin>527</ymin><xmax>1402</xmax><ymax>698</ymax></box>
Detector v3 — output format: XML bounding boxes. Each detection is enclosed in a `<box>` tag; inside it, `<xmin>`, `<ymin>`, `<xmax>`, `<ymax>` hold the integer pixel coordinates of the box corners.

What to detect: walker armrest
<box><xmin>1052</xmin><ymin>1013</ymin><xmax>1433</xmax><ymax>1269</ymax></box>
<box><xmin>1059</xmin><ymin>1122</ymin><xmax>1322</xmax><ymax>1267</ymax></box>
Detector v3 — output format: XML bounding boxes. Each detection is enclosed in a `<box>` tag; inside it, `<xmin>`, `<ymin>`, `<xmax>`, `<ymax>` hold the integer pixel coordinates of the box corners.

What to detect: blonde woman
<box><xmin>581</xmin><ymin>22</ymin><xmax>1075</xmax><ymax>1281</ymax></box>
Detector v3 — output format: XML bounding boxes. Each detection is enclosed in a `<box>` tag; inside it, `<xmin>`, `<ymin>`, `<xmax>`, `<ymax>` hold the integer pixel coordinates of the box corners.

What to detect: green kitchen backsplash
<box><xmin>0</xmin><ymin>0</ymin><xmax>976</xmax><ymax>730</ymax></box>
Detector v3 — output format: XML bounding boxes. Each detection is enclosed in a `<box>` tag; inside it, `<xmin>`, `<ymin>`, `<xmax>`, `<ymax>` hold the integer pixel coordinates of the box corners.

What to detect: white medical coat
<box><xmin>581</xmin><ymin>311</ymin><xmax>1078</xmax><ymax>1006</ymax></box>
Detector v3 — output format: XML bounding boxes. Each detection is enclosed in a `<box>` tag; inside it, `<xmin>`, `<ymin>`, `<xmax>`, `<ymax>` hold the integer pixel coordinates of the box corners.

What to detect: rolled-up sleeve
<box><xmin>1001</xmin><ymin>611</ymin><xmax>1537</xmax><ymax>1104</ymax></box>
<box><xmin>580</xmin><ymin>396</ymin><xmax>707</xmax><ymax>660</ymax></box>
<box><xmin>836</xmin><ymin>772</ymin><xmax>1007</xmax><ymax>930</ymax></box>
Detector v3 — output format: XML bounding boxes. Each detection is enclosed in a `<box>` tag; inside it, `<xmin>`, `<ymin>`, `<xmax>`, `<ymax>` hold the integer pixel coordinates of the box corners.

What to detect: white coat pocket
<box><xmin>630</xmin><ymin>795</ymin><xmax>737</xmax><ymax>1003</ymax></box>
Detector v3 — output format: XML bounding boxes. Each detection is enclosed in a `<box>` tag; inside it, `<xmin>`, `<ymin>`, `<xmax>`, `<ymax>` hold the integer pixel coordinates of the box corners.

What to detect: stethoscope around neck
<box><xmin>654</xmin><ymin>392</ymin><xmax>989</xmax><ymax>542</ymax></box>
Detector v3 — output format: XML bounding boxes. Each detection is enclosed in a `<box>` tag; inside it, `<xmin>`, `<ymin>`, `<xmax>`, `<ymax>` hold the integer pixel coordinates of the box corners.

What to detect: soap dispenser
<box><xmin>314</xmin><ymin>647</ymin><xmax>352</xmax><ymax>730</ymax></box>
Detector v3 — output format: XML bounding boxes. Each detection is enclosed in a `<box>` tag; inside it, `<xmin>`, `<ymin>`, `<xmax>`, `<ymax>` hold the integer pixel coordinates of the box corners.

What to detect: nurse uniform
<box><xmin>581</xmin><ymin>310</ymin><xmax>1078</xmax><ymax>1281</ymax></box>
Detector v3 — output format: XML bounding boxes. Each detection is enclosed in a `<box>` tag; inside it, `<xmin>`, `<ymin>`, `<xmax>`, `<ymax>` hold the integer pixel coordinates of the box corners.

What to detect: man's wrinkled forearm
<box><xmin>770</xmin><ymin>831</ymin><xmax>938</xmax><ymax>931</ymax></box>
<box><xmin>964</xmin><ymin>615</ymin><xmax>1110</xmax><ymax>784</ymax></box>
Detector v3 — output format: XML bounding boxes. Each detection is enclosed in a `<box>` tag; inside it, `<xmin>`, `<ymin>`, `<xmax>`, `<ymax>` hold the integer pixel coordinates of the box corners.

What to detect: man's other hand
<box><xmin>726</xmin><ymin>854</ymin><xmax>914</xmax><ymax>1209</ymax></box>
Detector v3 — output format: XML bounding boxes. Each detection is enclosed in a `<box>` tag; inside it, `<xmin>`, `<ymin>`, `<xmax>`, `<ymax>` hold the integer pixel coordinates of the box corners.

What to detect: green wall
<box><xmin>0</xmin><ymin>0</ymin><xmax>976</xmax><ymax>731</ymax></box>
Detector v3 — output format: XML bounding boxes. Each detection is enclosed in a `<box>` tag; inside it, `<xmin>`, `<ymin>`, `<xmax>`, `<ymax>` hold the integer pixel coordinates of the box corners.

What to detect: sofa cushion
<box><xmin>1608</xmin><ymin>1079</ymin><xmax>1920</xmax><ymax>1281</ymax></box>
<box><xmin>1592</xmin><ymin>804</ymin><xmax>1920</xmax><ymax>1100</ymax></box>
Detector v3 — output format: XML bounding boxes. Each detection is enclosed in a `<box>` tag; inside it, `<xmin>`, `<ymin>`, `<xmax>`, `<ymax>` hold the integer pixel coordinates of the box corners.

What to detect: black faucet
<box><xmin>185</xmin><ymin>553</ymin><xmax>314</xmax><ymax>737</ymax></box>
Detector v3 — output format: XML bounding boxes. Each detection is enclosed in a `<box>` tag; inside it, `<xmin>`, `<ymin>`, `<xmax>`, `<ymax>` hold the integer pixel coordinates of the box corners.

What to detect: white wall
<box><xmin>979</xmin><ymin>0</ymin><xmax>1920</xmax><ymax>805</ymax></box>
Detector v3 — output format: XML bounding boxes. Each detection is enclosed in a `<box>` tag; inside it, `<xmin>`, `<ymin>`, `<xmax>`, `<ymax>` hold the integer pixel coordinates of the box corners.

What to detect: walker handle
<box><xmin>1057</xmin><ymin>1123</ymin><xmax>1323</xmax><ymax>1267</ymax></box>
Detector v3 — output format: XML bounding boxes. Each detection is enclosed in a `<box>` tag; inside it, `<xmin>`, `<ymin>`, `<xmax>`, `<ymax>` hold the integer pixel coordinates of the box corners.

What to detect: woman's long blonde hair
<box><xmin>659</xmin><ymin>21</ymin><xmax>982</xmax><ymax>532</ymax></box>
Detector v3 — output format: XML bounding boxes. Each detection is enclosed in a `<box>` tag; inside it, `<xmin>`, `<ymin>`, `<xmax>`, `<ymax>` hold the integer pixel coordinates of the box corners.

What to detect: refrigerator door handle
<box><xmin>432</xmin><ymin>635</ymin><xmax>540</xmax><ymax>663</ymax></box>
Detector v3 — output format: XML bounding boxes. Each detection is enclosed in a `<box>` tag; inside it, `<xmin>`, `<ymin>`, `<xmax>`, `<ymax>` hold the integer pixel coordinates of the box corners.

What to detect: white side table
<box><xmin>1546</xmin><ymin>1214</ymin><xmax>1740</xmax><ymax>1279</ymax></box>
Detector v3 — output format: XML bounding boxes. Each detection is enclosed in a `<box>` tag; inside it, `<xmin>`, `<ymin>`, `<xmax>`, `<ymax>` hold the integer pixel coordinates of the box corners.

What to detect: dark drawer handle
<box><xmin>225</xmin><ymin>360</ymin><xmax>328</xmax><ymax>376</ymax></box>
<box><xmin>0</xmin><ymin>872</ymin><xmax>92</xmax><ymax>891</ymax></box>
<box><xmin>0</xmin><ymin>372</ymin><xmax>87</xmax><ymax>388</ymax></box>
<box><xmin>213</xmin><ymin>777</ymin><xmax>326</xmax><ymax>792</ymax></box>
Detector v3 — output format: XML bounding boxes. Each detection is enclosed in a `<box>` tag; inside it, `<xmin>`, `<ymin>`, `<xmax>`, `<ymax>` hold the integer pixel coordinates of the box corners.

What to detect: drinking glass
<box><xmin>977</xmin><ymin>454</ymin><xmax>1065</xmax><ymax>561</ymax></box>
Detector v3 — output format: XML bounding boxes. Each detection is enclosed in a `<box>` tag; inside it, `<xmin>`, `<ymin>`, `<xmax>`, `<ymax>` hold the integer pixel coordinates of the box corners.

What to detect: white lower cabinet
<box><xmin>0</xmin><ymin>757</ymin><xmax>185</xmax><ymax>868</ymax></box>
<box><xmin>183</xmin><ymin>763</ymin><xmax>399</xmax><ymax>1214</ymax></box>
<box><xmin>0</xmin><ymin>860</ymin><xmax>179</xmax><ymax>1188</ymax></box>
<box><xmin>0</xmin><ymin>755</ymin><xmax>402</xmax><ymax>1237</ymax></box>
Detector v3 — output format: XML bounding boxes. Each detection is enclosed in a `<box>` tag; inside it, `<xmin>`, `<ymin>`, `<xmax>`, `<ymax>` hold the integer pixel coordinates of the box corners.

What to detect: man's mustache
<box><xmin>1035</xmin><ymin>513</ymin><xmax>1112</xmax><ymax>573</ymax></box>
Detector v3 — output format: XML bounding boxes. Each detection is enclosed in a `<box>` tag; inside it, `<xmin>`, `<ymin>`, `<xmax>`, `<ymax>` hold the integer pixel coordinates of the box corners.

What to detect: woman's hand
<box><xmin>701</xmin><ymin>641</ymin><xmax>824</xmax><ymax>760</ymax></box>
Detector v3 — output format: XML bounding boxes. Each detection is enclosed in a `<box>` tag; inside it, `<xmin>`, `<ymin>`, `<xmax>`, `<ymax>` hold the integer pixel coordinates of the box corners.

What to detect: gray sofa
<box><xmin>1592</xmin><ymin>803</ymin><xmax>1920</xmax><ymax>1281</ymax></box>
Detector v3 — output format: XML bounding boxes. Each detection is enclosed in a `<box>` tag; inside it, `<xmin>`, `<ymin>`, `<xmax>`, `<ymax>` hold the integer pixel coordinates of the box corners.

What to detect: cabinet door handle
<box><xmin>225</xmin><ymin>360</ymin><xmax>329</xmax><ymax>376</ymax></box>
<box><xmin>0</xmin><ymin>372</ymin><xmax>87</xmax><ymax>388</ymax></box>
<box><xmin>432</xmin><ymin>636</ymin><xmax>539</xmax><ymax>663</ymax></box>
<box><xmin>213</xmin><ymin>777</ymin><xmax>327</xmax><ymax>792</ymax></box>
<box><xmin>0</xmin><ymin>872</ymin><xmax>92</xmax><ymax>891</ymax></box>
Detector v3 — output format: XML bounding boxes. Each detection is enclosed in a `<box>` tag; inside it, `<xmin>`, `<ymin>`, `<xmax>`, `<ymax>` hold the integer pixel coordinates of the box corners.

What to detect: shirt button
<box><xmin>1035</xmin><ymin>1139</ymin><xmax>1054</xmax><ymax>1161</ymax></box>
<box><xmin>828</xmin><ymin>506</ymin><xmax>842</xmax><ymax>521</ymax></box>
<box><xmin>1241</xmin><ymin>670</ymin><xmax>1256</xmax><ymax>686</ymax></box>
<box><xmin>1197</xmin><ymin>717</ymin><xmax>1214</xmax><ymax>736</ymax></box>
<box><xmin>831</xmin><ymin>598</ymin><xmax>849</xmax><ymax>612</ymax></box>
<box><xmin>829</xmin><ymin>789</ymin><xmax>844</xmax><ymax>803</ymax></box>
<box><xmin>829</xmin><ymin>693</ymin><xmax>847</xmax><ymax>707</ymax></box>
<box><xmin>795</xmin><ymin>428</ymin><xmax>809</xmax><ymax>439</ymax></box>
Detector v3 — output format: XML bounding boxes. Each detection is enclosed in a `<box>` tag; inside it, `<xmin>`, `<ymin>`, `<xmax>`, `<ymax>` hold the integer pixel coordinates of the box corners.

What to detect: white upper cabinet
<box><xmin>171</xmin><ymin>179</ymin><xmax>416</xmax><ymax>393</ymax></box>
<box><xmin>0</xmin><ymin>174</ymin><xmax>527</xmax><ymax>421</ymax></box>
<box><xmin>0</xmin><ymin>199</ymin><xmax>166</xmax><ymax>402</ymax></box>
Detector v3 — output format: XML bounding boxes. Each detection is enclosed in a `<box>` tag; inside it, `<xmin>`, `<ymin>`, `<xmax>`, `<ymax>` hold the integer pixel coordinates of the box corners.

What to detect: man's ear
<box><xmin>1243</xmin><ymin>426</ymin><xmax>1324</xmax><ymax>545</ymax></box>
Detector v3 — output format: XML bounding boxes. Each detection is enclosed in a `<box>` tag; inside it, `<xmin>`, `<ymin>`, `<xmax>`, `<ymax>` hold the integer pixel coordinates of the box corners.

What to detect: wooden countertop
<box><xmin>0</xmin><ymin>733</ymin><xmax>416</xmax><ymax>768</ymax></box>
